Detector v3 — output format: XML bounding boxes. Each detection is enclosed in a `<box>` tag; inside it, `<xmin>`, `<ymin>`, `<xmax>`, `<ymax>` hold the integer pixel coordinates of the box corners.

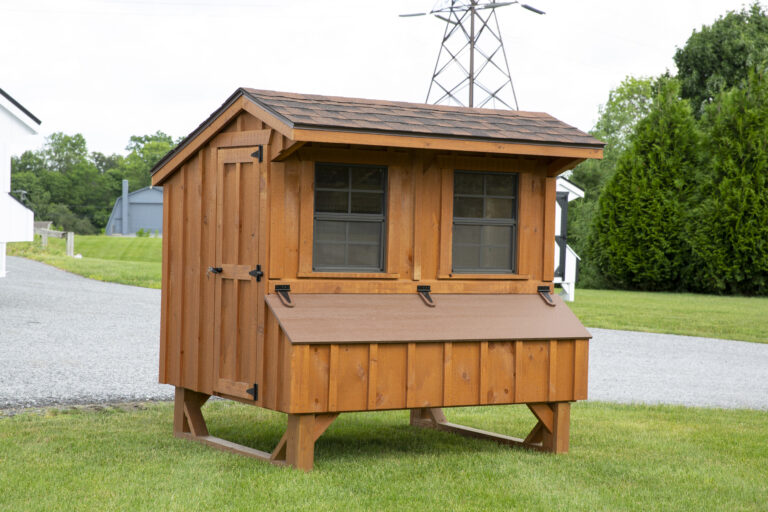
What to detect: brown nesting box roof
<box><xmin>265</xmin><ymin>294</ymin><xmax>591</xmax><ymax>345</ymax></box>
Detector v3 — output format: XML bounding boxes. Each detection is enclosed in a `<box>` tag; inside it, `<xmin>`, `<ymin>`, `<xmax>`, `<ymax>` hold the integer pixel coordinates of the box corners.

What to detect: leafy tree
<box><xmin>589</xmin><ymin>78</ymin><xmax>701</xmax><ymax>290</ymax></box>
<box><xmin>41</xmin><ymin>133</ymin><xmax>90</xmax><ymax>174</ymax></box>
<box><xmin>674</xmin><ymin>2</ymin><xmax>768</xmax><ymax>115</ymax></box>
<box><xmin>567</xmin><ymin>76</ymin><xmax>654</xmax><ymax>286</ymax></box>
<box><xmin>119</xmin><ymin>131</ymin><xmax>176</xmax><ymax>190</ymax></box>
<box><xmin>688</xmin><ymin>69</ymin><xmax>768</xmax><ymax>294</ymax></box>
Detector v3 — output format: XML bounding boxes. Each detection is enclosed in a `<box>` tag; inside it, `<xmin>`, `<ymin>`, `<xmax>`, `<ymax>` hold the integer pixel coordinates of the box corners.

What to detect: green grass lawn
<box><xmin>568</xmin><ymin>288</ymin><xmax>768</xmax><ymax>344</ymax></box>
<box><xmin>7</xmin><ymin>235</ymin><xmax>162</xmax><ymax>288</ymax></box>
<box><xmin>1</xmin><ymin>401</ymin><xmax>766</xmax><ymax>511</ymax></box>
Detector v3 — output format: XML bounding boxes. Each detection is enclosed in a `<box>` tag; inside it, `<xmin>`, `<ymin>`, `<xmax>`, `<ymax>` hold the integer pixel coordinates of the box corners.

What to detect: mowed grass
<box><xmin>568</xmin><ymin>288</ymin><xmax>768</xmax><ymax>344</ymax></box>
<box><xmin>0</xmin><ymin>401</ymin><xmax>766</xmax><ymax>511</ymax></box>
<box><xmin>7</xmin><ymin>235</ymin><xmax>161</xmax><ymax>288</ymax></box>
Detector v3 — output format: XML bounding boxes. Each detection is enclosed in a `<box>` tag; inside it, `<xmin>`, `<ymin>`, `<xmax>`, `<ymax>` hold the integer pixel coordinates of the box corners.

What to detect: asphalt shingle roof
<box><xmin>243</xmin><ymin>89</ymin><xmax>603</xmax><ymax>148</ymax></box>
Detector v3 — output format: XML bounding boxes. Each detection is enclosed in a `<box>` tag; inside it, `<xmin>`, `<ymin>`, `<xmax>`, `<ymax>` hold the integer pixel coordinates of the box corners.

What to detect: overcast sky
<box><xmin>0</xmin><ymin>0</ymin><xmax>756</xmax><ymax>156</ymax></box>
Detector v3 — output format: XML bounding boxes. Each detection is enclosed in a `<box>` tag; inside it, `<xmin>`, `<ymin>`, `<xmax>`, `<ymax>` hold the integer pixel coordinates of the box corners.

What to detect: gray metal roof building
<box><xmin>105</xmin><ymin>180</ymin><xmax>163</xmax><ymax>235</ymax></box>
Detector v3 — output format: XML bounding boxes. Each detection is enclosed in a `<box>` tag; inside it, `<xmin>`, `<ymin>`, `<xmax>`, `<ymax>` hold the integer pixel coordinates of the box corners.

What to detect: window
<box><xmin>313</xmin><ymin>163</ymin><xmax>387</xmax><ymax>272</ymax></box>
<box><xmin>452</xmin><ymin>171</ymin><xmax>518</xmax><ymax>273</ymax></box>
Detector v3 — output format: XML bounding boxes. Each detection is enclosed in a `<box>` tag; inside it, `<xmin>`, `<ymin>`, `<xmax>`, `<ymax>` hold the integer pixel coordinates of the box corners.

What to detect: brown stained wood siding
<box><xmin>286</xmin><ymin>338</ymin><xmax>588</xmax><ymax>414</ymax></box>
<box><xmin>158</xmin><ymin>106</ymin><xmax>583</xmax><ymax>415</ymax></box>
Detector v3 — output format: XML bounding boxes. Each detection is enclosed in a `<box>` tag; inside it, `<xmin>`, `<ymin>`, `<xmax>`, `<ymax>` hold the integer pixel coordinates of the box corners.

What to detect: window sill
<box><xmin>297</xmin><ymin>271</ymin><xmax>400</xmax><ymax>280</ymax></box>
<box><xmin>437</xmin><ymin>273</ymin><xmax>530</xmax><ymax>280</ymax></box>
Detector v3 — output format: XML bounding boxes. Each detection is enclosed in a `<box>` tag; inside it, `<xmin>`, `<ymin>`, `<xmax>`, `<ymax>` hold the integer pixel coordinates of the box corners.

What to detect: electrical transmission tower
<box><xmin>401</xmin><ymin>1</ymin><xmax>544</xmax><ymax>109</ymax></box>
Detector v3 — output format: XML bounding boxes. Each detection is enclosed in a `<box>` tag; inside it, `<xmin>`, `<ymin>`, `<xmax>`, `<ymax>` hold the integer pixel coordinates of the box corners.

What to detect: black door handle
<box><xmin>208</xmin><ymin>266</ymin><xmax>223</xmax><ymax>275</ymax></box>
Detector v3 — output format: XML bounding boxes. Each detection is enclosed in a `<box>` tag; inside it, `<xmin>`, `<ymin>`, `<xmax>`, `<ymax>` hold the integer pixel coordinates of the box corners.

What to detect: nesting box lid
<box><xmin>265</xmin><ymin>293</ymin><xmax>591</xmax><ymax>344</ymax></box>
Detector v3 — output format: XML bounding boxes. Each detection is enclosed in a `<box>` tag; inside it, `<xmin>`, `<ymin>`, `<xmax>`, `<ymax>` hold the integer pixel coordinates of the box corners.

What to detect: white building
<box><xmin>554</xmin><ymin>176</ymin><xmax>584</xmax><ymax>302</ymax></box>
<box><xmin>0</xmin><ymin>88</ymin><xmax>40</xmax><ymax>278</ymax></box>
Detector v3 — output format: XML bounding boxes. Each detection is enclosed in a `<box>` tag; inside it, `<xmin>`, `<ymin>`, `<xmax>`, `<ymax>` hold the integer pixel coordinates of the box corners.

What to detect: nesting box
<box><xmin>151</xmin><ymin>89</ymin><xmax>603</xmax><ymax>471</ymax></box>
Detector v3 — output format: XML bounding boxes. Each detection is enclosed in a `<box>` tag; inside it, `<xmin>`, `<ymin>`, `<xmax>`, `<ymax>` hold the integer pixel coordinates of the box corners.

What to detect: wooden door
<box><xmin>212</xmin><ymin>147</ymin><xmax>263</xmax><ymax>400</ymax></box>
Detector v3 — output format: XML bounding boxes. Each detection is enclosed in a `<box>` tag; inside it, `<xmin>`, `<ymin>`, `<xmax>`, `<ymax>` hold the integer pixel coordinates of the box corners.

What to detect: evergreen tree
<box><xmin>688</xmin><ymin>69</ymin><xmax>768</xmax><ymax>294</ymax></box>
<box><xmin>589</xmin><ymin>78</ymin><xmax>701</xmax><ymax>290</ymax></box>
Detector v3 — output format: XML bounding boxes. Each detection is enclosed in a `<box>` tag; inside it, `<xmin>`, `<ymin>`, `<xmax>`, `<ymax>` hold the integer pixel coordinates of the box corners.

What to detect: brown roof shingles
<box><xmin>243</xmin><ymin>89</ymin><xmax>603</xmax><ymax>148</ymax></box>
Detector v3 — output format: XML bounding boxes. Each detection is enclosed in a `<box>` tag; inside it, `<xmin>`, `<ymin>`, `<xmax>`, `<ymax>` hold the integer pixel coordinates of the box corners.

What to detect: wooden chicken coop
<box><xmin>150</xmin><ymin>88</ymin><xmax>603</xmax><ymax>471</ymax></box>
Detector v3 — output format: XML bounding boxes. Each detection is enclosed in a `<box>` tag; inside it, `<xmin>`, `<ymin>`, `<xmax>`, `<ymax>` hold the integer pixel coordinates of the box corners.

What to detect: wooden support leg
<box><xmin>174</xmin><ymin>387</ymin><xmax>210</xmax><ymax>436</ymax></box>
<box><xmin>409</xmin><ymin>403</ymin><xmax>572</xmax><ymax>454</ymax></box>
<box><xmin>285</xmin><ymin>414</ymin><xmax>316</xmax><ymax>471</ymax></box>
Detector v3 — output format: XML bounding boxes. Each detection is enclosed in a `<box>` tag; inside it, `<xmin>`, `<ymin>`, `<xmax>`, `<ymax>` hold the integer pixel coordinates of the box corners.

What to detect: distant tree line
<box><xmin>570</xmin><ymin>3</ymin><xmax>768</xmax><ymax>295</ymax></box>
<box><xmin>10</xmin><ymin>131</ymin><xmax>178</xmax><ymax>234</ymax></box>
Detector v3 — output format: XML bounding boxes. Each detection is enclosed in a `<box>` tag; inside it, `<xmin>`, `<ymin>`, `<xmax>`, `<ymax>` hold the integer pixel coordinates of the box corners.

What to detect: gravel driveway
<box><xmin>1</xmin><ymin>256</ymin><xmax>767</xmax><ymax>410</ymax></box>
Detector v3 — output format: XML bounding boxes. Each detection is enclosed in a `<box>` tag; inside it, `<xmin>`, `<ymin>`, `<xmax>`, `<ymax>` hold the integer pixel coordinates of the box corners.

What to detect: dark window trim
<box><xmin>313</xmin><ymin>162</ymin><xmax>388</xmax><ymax>273</ymax></box>
<box><xmin>452</xmin><ymin>170</ymin><xmax>519</xmax><ymax>274</ymax></box>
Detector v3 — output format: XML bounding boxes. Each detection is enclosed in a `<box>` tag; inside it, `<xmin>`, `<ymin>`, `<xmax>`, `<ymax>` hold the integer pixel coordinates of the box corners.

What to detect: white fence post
<box><xmin>66</xmin><ymin>232</ymin><xmax>74</xmax><ymax>257</ymax></box>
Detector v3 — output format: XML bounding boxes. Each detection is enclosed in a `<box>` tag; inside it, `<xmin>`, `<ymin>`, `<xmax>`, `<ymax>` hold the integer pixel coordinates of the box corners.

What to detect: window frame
<box><xmin>451</xmin><ymin>170</ymin><xmax>519</xmax><ymax>274</ymax></box>
<box><xmin>312</xmin><ymin>162</ymin><xmax>388</xmax><ymax>273</ymax></box>
<box><xmin>436</xmin><ymin>163</ymin><xmax>528</xmax><ymax>280</ymax></box>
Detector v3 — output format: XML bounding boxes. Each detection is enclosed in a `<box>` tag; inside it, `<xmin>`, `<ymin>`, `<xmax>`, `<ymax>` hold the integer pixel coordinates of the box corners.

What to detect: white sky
<box><xmin>0</xmin><ymin>0</ymin><xmax>756</xmax><ymax>156</ymax></box>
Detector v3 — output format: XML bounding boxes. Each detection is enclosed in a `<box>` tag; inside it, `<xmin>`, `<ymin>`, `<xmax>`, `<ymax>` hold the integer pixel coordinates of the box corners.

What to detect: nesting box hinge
<box><xmin>246</xmin><ymin>384</ymin><xmax>258</xmax><ymax>400</ymax></box>
<box><xmin>248</xmin><ymin>264</ymin><xmax>264</xmax><ymax>281</ymax></box>
<box><xmin>275</xmin><ymin>284</ymin><xmax>295</xmax><ymax>308</ymax></box>
<box><xmin>251</xmin><ymin>145</ymin><xmax>263</xmax><ymax>163</ymax></box>
<box><xmin>537</xmin><ymin>285</ymin><xmax>556</xmax><ymax>307</ymax></box>
<box><xmin>417</xmin><ymin>285</ymin><xmax>436</xmax><ymax>308</ymax></box>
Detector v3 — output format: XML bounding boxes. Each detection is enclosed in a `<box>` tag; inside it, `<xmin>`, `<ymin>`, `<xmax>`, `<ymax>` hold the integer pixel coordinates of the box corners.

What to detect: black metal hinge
<box><xmin>248</xmin><ymin>264</ymin><xmax>264</xmax><ymax>281</ymax></box>
<box><xmin>417</xmin><ymin>285</ymin><xmax>436</xmax><ymax>308</ymax></box>
<box><xmin>537</xmin><ymin>285</ymin><xmax>556</xmax><ymax>307</ymax></box>
<box><xmin>246</xmin><ymin>384</ymin><xmax>258</xmax><ymax>400</ymax></box>
<box><xmin>251</xmin><ymin>145</ymin><xmax>263</xmax><ymax>163</ymax></box>
<box><xmin>275</xmin><ymin>284</ymin><xmax>295</xmax><ymax>308</ymax></box>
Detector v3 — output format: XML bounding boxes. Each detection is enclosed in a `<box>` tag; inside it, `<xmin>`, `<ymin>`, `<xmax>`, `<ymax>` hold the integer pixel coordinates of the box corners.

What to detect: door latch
<box><xmin>275</xmin><ymin>284</ymin><xmax>295</xmax><ymax>308</ymax></box>
<box><xmin>207</xmin><ymin>266</ymin><xmax>223</xmax><ymax>276</ymax></box>
<box><xmin>248</xmin><ymin>265</ymin><xmax>264</xmax><ymax>281</ymax></box>
<box><xmin>537</xmin><ymin>285</ymin><xmax>556</xmax><ymax>307</ymax></box>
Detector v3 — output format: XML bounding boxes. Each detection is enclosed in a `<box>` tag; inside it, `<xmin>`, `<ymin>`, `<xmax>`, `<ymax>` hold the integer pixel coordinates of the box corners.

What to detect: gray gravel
<box><xmin>0</xmin><ymin>256</ymin><xmax>171</xmax><ymax>408</ymax></box>
<box><xmin>588</xmin><ymin>327</ymin><xmax>768</xmax><ymax>410</ymax></box>
<box><xmin>2</xmin><ymin>256</ymin><xmax>767</xmax><ymax>411</ymax></box>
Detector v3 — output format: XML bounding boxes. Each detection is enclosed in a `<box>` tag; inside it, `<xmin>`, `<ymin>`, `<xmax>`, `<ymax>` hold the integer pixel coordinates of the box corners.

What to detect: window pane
<box><xmin>352</xmin><ymin>168</ymin><xmax>384</xmax><ymax>191</ymax></box>
<box><xmin>314</xmin><ymin>243</ymin><xmax>345</xmax><ymax>267</ymax></box>
<box><xmin>481</xmin><ymin>245</ymin><xmax>512</xmax><ymax>270</ymax></box>
<box><xmin>486</xmin><ymin>198</ymin><xmax>514</xmax><ymax>219</ymax></box>
<box><xmin>454</xmin><ymin>197</ymin><xmax>483</xmax><ymax>218</ymax></box>
<box><xmin>349</xmin><ymin>222</ymin><xmax>381</xmax><ymax>244</ymax></box>
<box><xmin>316</xmin><ymin>166</ymin><xmax>348</xmax><ymax>189</ymax></box>
<box><xmin>453</xmin><ymin>244</ymin><xmax>480</xmax><ymax>270</ymax></box>
<box><xmin>455</xmin><ymin>172</ymin><xmax>483</xmax><ymax>194</ymax></box>
<box><xmin>482</xmin><ymin>225</ymin><xmax>512</xmax><ymax>246</ymax></box>
<box><xmin>351</xmin><ymin>192</ymin><xmax>384</xmax><ymax>214</ymax></box>
<box><xmin>454</xmin><ymin>224</ymin><xmax>481</xmax><ymax>245</ymax></box>
<box><xmin>348</xmin><ymin>244</ymin><xmax>380</xmax><ymax>268</ymax></box>
<box><xmin>316</xmin><ymin>190</ymin><xmax>348</xmax><ymax>213</ymax></box>
<box><xmin>315</xmin><ymin>220</ymin><xmax>346</xmax><ymax>242</ymax></box>
<box><xmin>486</xmin><ymin>174</ymin><xmax>516</xmax><ymax>196</ymax></box>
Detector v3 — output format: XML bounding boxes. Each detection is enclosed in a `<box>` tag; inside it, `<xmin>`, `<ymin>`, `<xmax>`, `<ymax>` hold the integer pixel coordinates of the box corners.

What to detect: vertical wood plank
<box><xmin>479</xmin><ymin>341</ymin><xmax>489</xmax><ymax>405</ymax></box>
<box><xmin>328</xmin><ymin>344</ymin><xmax>339</xmax><ymax>411</ymax></box>
<box><xmin>297</xmin><ymin>160</ymin><xmax>314</xmax><ymax>275</ymax></box>
<box><xmin>256</xmin><ymin>151</ymin><xmax>269</xmax><ymax>401</ymax></box>
<box><xmin>169</xmin><ymin>171</ymin><xmax>185</xmax><ymax>386</ymax></box>
<box><xmin>438</xmin><ymin>166</ymin><xmax>453</xmax><ymax>276</ymax></box>
<box><xmin>367</xmin><ymin>343</ymin><xmax>378</xmax><ymax>409</ymax></box>
<box><xmin>548</xmin><ymin>340</ymin><xmax>557</xmax><ymax>401</ymax></box>
<box><xmin>283</xmin><ymin>163</ymin><xmax>300</xmax><ymax>278</ymax></box>
<box><xmin>158</xmin><ymin>178</ymin><xmax>171</xmax><ymax>384</ymax></box>
<box><xmin>336</xmin><ymin>345</ymin><xmax>368</xmax><ymax>411</ymax></box>
<box><xmin>573</xmin><ymin>339</ymin><xmax>589</xmax><ymax>400</ymax></box>
<box><xmin>198</xmin><ymin>145</ymin><xmax>216</xmax><ymax>395</ymax></box>
<box><xmin>486</xmin><ymin>342</ymin><xmax>515</xmax><ymax>404</ymax></box>
<box><xmin>385</xmin><ymin>166</ymin><xmax>402</xmax><ymax>274</ymax></box>
<box><xmin>442</xmin><ymin>342</ymin><xmax>453</xmax><ymax>406</ymax></box>
<box><xmin>450</xmin><ymin>342</ymin><xmax>480</xmax><ymax>406</ymax></box>
<box><xmin>514</xmin><ymin>341</ymin><xmax>523</xmax><ymax>402</ymax></box>
<box><xmin>542</xmin><ymin>175</ymin><xmax>556</xmax><ymax>282</ymax></box>
<box><xmin>269</xmin><ymin>162</ymin><xmax>285</xmax><ymax>278</ymax></box>
<box><xmin>411</xmin><ymin>343</ymin><xmax>444</xmax><ymax>407</ymax></box>
<box><xmin>406</xmin><ymin>342</ymin><xmax>416</xmax><ymax>408</ymax></box>
<box><xmin>555</xmin><ymin>340</ymin><xmax>576</xmax><ymax>401</ymax></box>
<box><xmin>182</xmin><ymin>158</ymin><xmax>202</xmax><ymax>391</ymax></box>
<box><xmin>375</xmin><ymin>344</ymin><xmax>406</xmax><ymax>410</ymax></box>
<box><xmin>412</xmin><ymin>158</ymin><xmax>422</xmax><ymax>281</ymax></box>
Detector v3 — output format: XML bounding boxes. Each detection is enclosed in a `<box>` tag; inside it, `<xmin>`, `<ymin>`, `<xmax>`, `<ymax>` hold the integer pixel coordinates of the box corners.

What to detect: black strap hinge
<box><xmin>275</xmin><ymin>284</ymin><xmax>295</xmax><ymax>308</ymax></box>
<box><xmin>417</xmin><ymin>285</ymin><xmax>436</xmax><ymax>308</ymax></box>
<box><xmin>250</xmin><ymin>145</ymin><xmax>263</xmax><ymax>163</ymax></box>
<box><xmin>248</xmin><ymin>264</ymin><xmax>264</xmax><ymax>281</ymax></box>
<box><xmin>537</xmin><ymin>285</ymin><xmax>556</xmax><ymax>307</ymax></box>
<box><xmin>246</xmin><ymin>383</ymin><xmax>258</xmax><ymax>400</ymax></box>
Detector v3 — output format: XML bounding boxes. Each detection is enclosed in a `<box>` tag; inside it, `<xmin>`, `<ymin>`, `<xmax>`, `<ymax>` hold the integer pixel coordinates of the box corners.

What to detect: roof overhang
<box><xmin>151</xmin><ymin>89</ymin><xmax>603</xmax><ymax>186</ymax></box>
